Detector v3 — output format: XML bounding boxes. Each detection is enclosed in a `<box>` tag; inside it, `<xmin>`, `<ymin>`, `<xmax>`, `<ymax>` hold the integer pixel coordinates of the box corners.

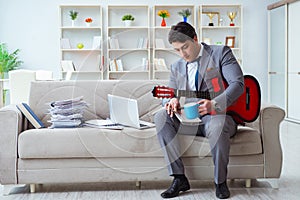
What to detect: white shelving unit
<box><xmin>57</xmin><ymin>4</ymin><xmax>243</xmax><ymax>81</ymax></box>
<box><xmin>107</xmin><ymin>5</ymin><xmax>150</xmax><ymax>80</ymax></box>
<box><xmin>59</xmin><ymin>5</ymin><xmax>103</xmax><ymax>80</ymax></box>
<box><xmin>152</xmin><ymin>5</ymin><xmax>196</xmax><ymax>80</ymax></box>
<box><xmin>199</xmin><ymin>5</ymin><xmax>242</xmax><ymax>65</ymax></box>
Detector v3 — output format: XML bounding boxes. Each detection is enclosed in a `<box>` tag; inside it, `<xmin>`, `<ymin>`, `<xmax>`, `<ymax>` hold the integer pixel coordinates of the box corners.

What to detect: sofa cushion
<box><xmin>28</xmin><ymin>80</ymin><xmax>167</xmax><ymax>127</ymax></box>
<box><xmin>188</xmin><ymin>126</ymin><xmax>263</xmax><ymax>157</ymax></box>
<box><xmin>18</xmin><ymin>126</ymin><xmax>262</xmax><ymax>159</ymax></box>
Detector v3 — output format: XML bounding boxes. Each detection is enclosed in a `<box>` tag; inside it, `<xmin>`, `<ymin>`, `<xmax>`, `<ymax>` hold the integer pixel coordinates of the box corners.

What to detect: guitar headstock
<box><xmin>152</xmin><ymin>85</ymin><xmax>175</xmax><ymax>99</ymax></box>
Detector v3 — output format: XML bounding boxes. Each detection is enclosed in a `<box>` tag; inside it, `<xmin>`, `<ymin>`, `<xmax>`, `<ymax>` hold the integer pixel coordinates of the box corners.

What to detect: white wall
<box><xmin>0</xmin><ymin>0</ymin><xmax>277</xmax><ymax>102</ymax></box>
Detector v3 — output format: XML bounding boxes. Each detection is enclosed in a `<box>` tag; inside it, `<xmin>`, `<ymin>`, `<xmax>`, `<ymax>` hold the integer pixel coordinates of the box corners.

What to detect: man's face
<box><xmin>172</xmin><ymin>38</ymin><xmax>199</xmax><ymax>63</ymax></box>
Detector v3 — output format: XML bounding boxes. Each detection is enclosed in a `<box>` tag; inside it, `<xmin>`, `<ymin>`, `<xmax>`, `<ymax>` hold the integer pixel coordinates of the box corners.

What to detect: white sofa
<box><xmin>0</xmin><ymin>80</ymin><xmax>285</xmax><ymax>194</ymax></box>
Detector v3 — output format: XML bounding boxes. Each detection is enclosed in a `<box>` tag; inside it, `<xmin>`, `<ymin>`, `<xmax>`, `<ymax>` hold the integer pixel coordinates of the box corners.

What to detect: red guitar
<box><xmin>152</xmin><ymin>75</ymin><xmax>261</xmax><ymax>124</ymax></box>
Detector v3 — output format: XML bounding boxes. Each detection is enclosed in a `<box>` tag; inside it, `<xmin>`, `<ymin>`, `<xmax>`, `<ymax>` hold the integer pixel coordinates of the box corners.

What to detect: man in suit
<box><xmin>154</xmin><ymin>22</ymin><xmax>244</xmax><ymax>199</ymax></box>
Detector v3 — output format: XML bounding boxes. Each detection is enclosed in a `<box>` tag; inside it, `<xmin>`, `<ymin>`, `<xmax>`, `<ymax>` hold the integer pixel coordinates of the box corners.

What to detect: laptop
<box><xmin>107</xmin><ymin>94</ymin><xmax>155</xmax><ymax>129</ymax></box>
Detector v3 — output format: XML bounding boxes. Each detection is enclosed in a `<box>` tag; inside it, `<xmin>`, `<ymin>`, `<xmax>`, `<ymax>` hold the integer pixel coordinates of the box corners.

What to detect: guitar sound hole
<box><xmin>246</xmin><ymin>87</ymin><xmax>250</xmax><ymax>110</ymax></box>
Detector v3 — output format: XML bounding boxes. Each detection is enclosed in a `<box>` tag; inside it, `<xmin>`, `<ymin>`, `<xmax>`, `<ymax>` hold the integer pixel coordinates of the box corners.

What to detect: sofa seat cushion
<box><xmin>186</xmin><ymin>126</ymin><xmax>263</xmax><ymax>157</ymax></box>
<box><xmin>18</xmin><ymin>126</ymin><xmax>262</xmax><ymax>159</ymax></box>
<box><xmin>18</xmin><ymin>127</ymin><xmax>163</xmax><ymax>159</ymax></box>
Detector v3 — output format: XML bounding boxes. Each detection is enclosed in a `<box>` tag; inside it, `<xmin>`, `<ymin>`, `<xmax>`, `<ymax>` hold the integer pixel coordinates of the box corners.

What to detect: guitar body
<box><xmin>152</xmin><ymin>75</ymin><xmax>261</xmax><ymax>124</ymax></box>
<box><xmin>225</xmin><ymin>75</ymin><xmax>261</xmax><ymax>124</ymax></box>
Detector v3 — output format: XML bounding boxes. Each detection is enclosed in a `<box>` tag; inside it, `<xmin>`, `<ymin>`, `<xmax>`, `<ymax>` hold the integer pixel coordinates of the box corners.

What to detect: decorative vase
<box><xmin>183</xmin><ymin>16</ymin><xmax>187</xmax><ymax>23</ymax></box>
<box><xmin>86</xmin><ymin>22</ymin><xmax>91</xmax><ymax>27</ymax></box>
<box><xmin>124</xmin><ymin>20</ymin><xmax>132</xmax><ymax>27</ymax></box>
<box><xmin>71</xmin><ymin>20</ymin><xmax>75</xmax><ymax>27</ymax></box>
<box><xmin>161</xmin><ymin>18</ymin><xmax>166</xmax><ymax>27</ymax></box>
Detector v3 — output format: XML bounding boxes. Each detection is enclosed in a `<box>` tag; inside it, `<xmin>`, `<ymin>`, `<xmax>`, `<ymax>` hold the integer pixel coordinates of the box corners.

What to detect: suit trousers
<box><xmin>154</xmin><ymin>109</ymin><xmax>237</xmax><ymax>184</ymax></box>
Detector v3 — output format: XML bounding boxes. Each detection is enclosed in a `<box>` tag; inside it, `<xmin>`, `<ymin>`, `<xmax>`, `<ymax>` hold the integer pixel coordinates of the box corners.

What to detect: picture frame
<box><xmin>225</xmin><ymin>36</ymin><xmax>235</xmax><ymax>48</ymax></box>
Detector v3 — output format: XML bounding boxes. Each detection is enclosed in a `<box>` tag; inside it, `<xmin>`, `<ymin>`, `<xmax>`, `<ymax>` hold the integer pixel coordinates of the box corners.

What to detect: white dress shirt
<box><xmin>186</xmin><ymin>43</ymin><xmax>203</xmax><ymax>91</ymax></box>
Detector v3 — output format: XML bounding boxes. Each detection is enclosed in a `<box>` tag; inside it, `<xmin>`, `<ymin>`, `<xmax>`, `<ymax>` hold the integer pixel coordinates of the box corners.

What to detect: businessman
<box><xmin>154</xmin><ymin>22</ymin><xmax>244</xmax><ymax>199</ymax></box>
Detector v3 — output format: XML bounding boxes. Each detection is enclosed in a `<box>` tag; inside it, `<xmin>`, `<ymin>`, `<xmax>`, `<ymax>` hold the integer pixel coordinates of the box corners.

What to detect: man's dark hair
<box><xmin>168</xmin><ymin>22</ymin><xmax>197</xmax><ymax>44</ymax></box>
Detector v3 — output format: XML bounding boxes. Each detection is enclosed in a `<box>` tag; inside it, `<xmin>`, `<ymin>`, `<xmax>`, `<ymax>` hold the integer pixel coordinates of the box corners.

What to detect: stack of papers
<box><xmin>84</xmin><ymin>119</ymin><xmax>123</xmax><ymax>130</ymax></box>
<box><xmin>48</xmin><ymin>96</ymin><xmax>88</xmax><ymax>128</ymax></box>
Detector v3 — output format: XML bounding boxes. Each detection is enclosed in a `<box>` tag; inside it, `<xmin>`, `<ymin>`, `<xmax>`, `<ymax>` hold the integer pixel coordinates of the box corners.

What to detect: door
<box><xmin>287</xmin><ymin>0</ymin><xmax>300</xmax><ymax>121</ymax></box>
<box><xmin>268</xmin><ymin>4</ymin><xmax>287</xmax><ymax>110</ymax></box>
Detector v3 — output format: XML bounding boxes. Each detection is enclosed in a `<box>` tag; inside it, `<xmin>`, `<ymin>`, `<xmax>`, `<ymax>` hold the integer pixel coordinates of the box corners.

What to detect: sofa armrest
<box><xmin>0</xmin><ymin>104</ymin><xmax>24</xmax><ymax>184</ymax></box>
<box><xmin>259</xmin><ymin>104</ymin><xmax>285</xmax><ymax>178</ymax></box>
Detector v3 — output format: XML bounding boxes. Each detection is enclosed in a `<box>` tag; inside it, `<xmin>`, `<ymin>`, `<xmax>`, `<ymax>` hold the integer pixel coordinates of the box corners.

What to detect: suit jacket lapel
<box><xmin>172</xmin><ymin>60</ymin><xmax>187</xmax><ymax>90</ymax></box>
<box><xmin>197</xmin><ymin>43</ymin><xmax>213</xmax><ymax>90</ymax></box>
<box><xmin>179</xmin><ymin>60</ymin><xmax>188</xmax><ymax>90</ymax></box>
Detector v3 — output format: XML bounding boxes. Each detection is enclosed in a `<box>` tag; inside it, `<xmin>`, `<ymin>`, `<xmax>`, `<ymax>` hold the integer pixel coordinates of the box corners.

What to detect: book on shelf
<box><xmin>97</xmin><ymin>55</ymin><xmax>103</xmax><ymax>71</ymax></box>
<box><xmin>155</xmin><ymin>38</ymin><xmax>165</xmax><ymax>48</ymax></box>
<box><xmin>108</xmin><ymin>37</ymin><xmax>120</xmax><ymax>49</ymax></box>
<box><xmin>116</xmin><ymin>59</ymin><xmax>123</xmax><ymax>71</ymax></box>
<box><xmin>61</xmin><ymin>60</ymin><xmax>76</xmax><ymax>72</ymax></box>
<box><xmin>16</xmin><ymin>103</ymin><xmax>45</xmax><ymax>129</ymax></box>
<box><xmin>154</xmin><ymin>58</ymin><xmax>168</xmax><ymax>71</ymax></box>
<box><xmin>113</xmin><ymin>59</ymin><xmax>118</xmax><ymax>71</ymax></box>
<box><xmin>60</xmin><ymin>38</ymin><xmax>71</xmax><ymax>49</ymax></box>
<box><xmin>142</xmin><ymin>58</ymin><xmax>149</xmax><ymax>70</ymax></box>
<box><xmin>143</xmin><ymin>38</ymin><xmax>148</xmax><ymax>49</ymax></box>
<box><xmin>109</xmin><ymin>60</ymin><xmax>115</xmax><ymax>71</ymax></box>
<box><xmin>137</xmin><ymin>38</ymin><xmax>148</xmax><ymax>49</ymax></box>
<box><xmin>109</xmin><ymin>59</ymin><xmax>123</xmax><ymax>71</ymax></box>
<box><xmin>137</xmin><ymin>38</ymin><xmax>143</xmax><ymax>49</ymax></box>
<box><xmin>92</xmin><ymin>36</ymin><xmax>101</xmax><ymax>49</ymax></box>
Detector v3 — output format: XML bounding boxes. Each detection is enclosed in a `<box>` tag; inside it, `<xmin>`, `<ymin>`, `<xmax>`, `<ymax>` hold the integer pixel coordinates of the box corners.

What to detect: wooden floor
<box><xmin>1</xmin><ymin>120</ymin><xmax>299</xmax><ymax>199</ymax></box>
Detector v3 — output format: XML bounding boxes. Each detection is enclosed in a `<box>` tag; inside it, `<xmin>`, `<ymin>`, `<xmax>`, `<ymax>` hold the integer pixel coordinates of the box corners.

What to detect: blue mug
<box><xmin>184</xmin><ymin>103</ymin><xmax>199</xmax><ymax>119</ymax></box>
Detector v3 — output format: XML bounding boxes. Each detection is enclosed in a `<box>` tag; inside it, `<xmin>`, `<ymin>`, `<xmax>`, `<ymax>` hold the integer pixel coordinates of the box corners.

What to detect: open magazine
<box><xmin>83</xmin><ymin>119</ymin><xmax>123</xmax><ymax>130</ymax></box>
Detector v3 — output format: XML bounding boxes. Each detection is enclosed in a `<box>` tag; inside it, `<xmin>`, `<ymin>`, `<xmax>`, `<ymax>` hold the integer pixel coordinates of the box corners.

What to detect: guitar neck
<box><xmin>175</xmin><ymin>89</ymin><xmax>217</xmax><ymax>99</ymax></box>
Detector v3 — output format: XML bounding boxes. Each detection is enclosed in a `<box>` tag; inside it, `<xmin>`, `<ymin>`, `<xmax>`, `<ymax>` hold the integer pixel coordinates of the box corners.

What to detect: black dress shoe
<box><xmin>215</xmin><ymin>181</ymin><xmax>230</xmax><ymax>199</ymax></box>
<box><xmin>161</xmin><ymin>177</ymin><xmax>190</xmax><ymax>198</ymax></box>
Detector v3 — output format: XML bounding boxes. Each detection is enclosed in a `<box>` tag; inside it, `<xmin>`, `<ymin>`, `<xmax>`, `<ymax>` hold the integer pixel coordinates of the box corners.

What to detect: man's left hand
<box><xmin>197</xmin><ymin>99</ymin><xmax>213</xmax><ymax>115</ymax></box>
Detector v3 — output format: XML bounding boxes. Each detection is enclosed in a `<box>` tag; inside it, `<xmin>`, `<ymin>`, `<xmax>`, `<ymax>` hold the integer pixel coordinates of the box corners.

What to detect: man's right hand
<box><xmin>165</xmin><ymin>98</ymin><xmax>181</xmax><ymax>117</ymax></box>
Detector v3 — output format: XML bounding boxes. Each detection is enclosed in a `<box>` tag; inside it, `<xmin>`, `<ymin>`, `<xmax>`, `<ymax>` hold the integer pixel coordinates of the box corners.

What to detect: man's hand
<box><xmin>165</xmin><ymin>98</ymin><xmax>181</xmax><ymax>117</ymax></box>
<box><xmin>197</xmin><ymin>99</ymin><xmax>213</xmax><ymax>116</ymax></box>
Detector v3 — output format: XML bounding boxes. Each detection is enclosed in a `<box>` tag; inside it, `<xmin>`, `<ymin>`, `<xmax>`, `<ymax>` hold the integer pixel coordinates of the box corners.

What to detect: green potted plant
<box><xmin>0</xmin><ymin>43</ymin><xmax>23</xmax><ymax>79</ymax></box>
<box><xmin>69</xmin><ymin>10</ymin><xmax>78</xmax><ymax>26</ymax></box>
<box><xmin>178</xmin><ymin>9</ymin><xmax>192</xmax><ymax>22</ymax></box>
<box><xmin>122</xmin><ymin>14</ymin><xmax>135</xmax><ymax>27</ymax></box>
<box><xmin>0</xmin><ymin>43</ymin><xmax>23</xmax><ymax>104</ymax></box>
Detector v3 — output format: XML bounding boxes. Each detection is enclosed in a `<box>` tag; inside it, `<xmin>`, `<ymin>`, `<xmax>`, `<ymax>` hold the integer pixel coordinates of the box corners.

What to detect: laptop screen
<box><xmin>107</xmin><ymin>94</ymin><xmax>141</xmax><ymax>128</ymax></box>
